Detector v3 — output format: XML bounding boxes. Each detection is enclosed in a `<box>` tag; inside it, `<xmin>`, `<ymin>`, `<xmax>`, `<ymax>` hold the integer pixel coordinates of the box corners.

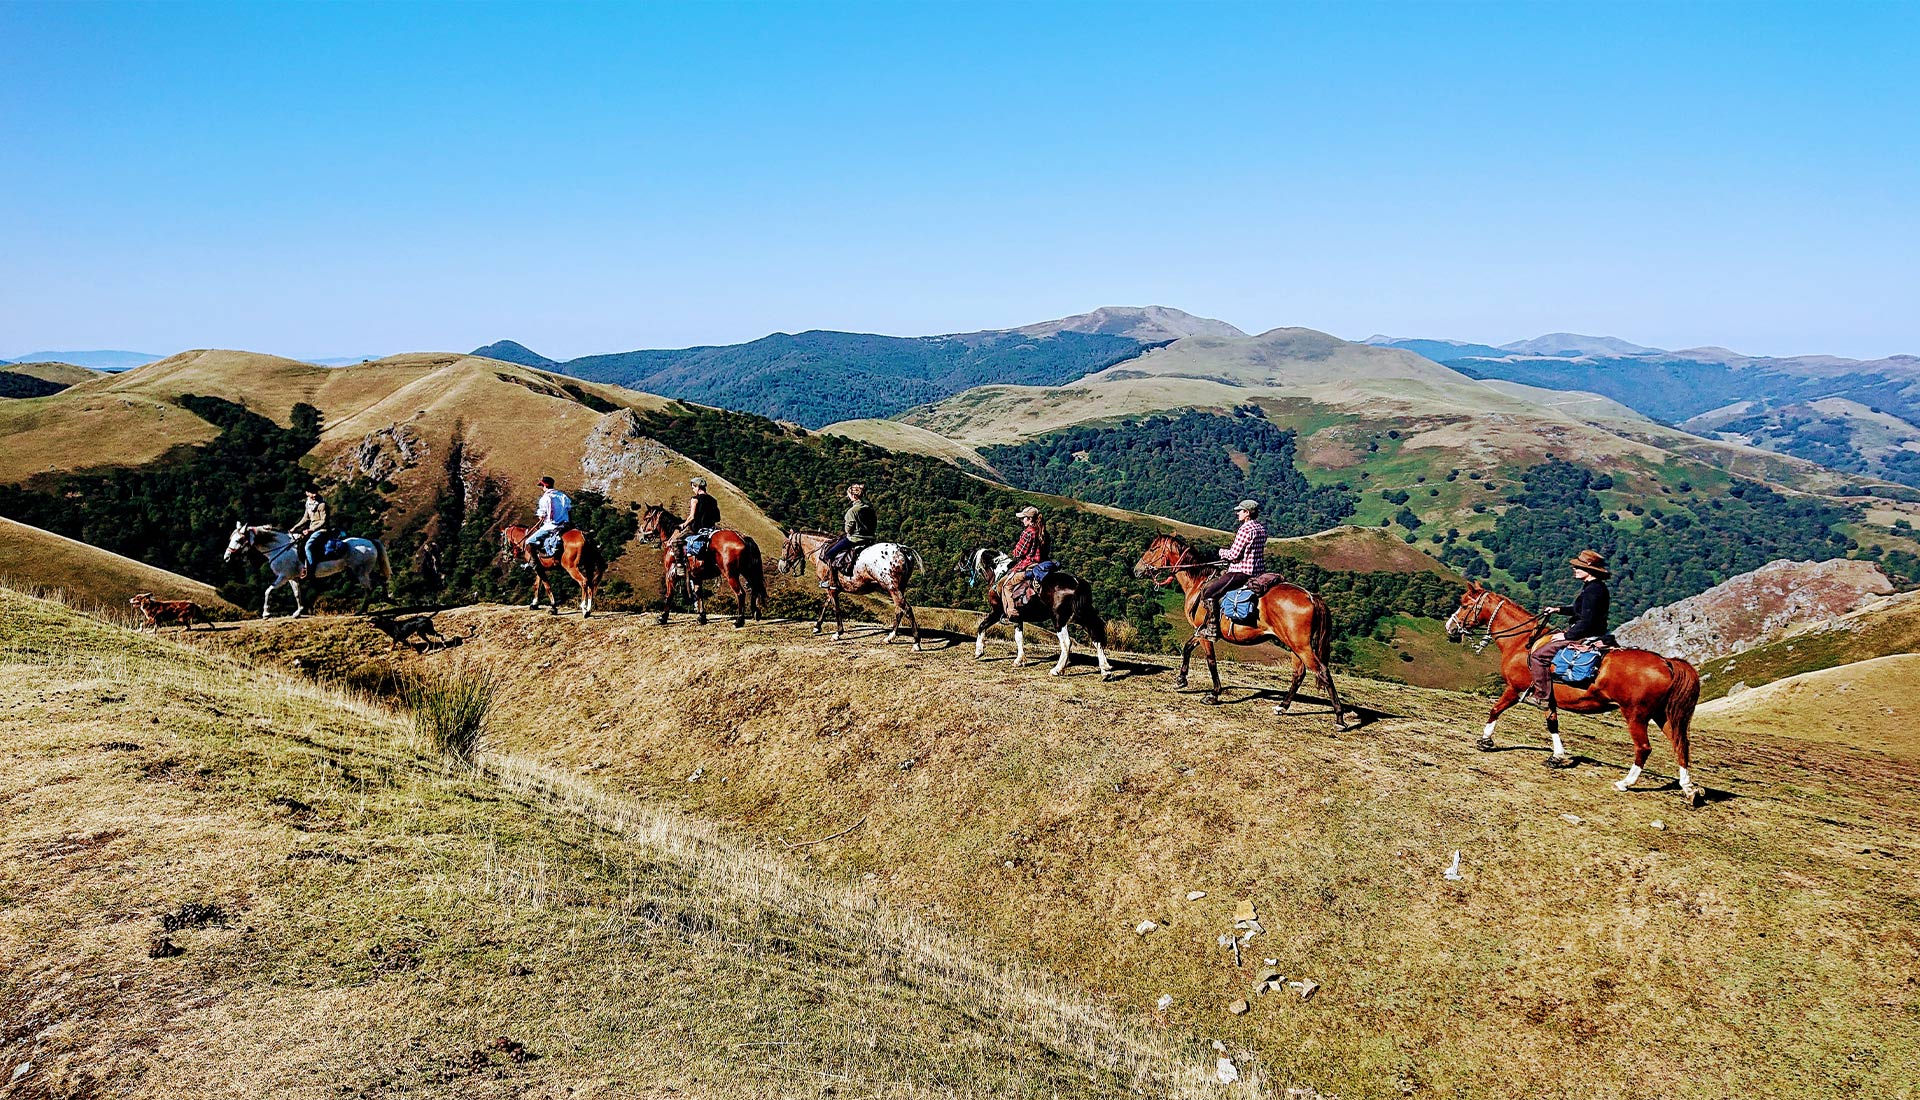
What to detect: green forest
<box><xmin>564</xmin><ymin>329</ymin><xmax>1150</xmax><ymax>428</ymax></box>
<box><xmin>1457</xmin><ymin>458</ymin><xmax>1858</xmax><ymax>617</ymax></box>
<box><xmin>979</xmin><ymin>407</ymin><xmax>1360</xmax><ymax>535</ymax></box>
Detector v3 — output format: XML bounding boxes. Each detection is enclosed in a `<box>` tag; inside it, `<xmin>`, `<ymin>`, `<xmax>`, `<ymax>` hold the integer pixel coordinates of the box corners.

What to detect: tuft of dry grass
<box><xmin>0</xmin><ymin>586</ymin><xmax>1230</xmax><ymax>1098</ymax></box>
<box><xmin>404</xmin><ymin>665</ymin><xmax>495</xmax><ymax>762</ymax></box>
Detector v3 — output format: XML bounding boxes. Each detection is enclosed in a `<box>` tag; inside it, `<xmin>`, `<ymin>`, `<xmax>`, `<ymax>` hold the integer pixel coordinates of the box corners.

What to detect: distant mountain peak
<box><xmin>1498</xmin><ymin>333</ymin><xmax>1664</xmax><ymax>358</ymax></box>
<box><xmin>1015</xmin><ymin>306</ymin><xmax>1246</xmax><ymax>342</ymax></box>
<box><xmin>472</xmin><ymin>340</ymin><xmax>557</xmax><ymax>368</ymax></box>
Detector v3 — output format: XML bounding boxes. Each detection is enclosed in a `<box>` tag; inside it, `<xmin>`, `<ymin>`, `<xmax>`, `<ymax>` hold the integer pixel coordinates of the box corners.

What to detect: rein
<box><xmin>1457</xmin><ymin>590</ymin><xmax>1546</xmax><ymax>654</ymax></box>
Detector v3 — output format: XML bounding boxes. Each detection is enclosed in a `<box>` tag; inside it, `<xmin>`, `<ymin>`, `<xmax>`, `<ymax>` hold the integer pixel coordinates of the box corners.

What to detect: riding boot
<box><xmin>1198</xmin><ymin>601</ymin><xmax>1220</xmax><ymax>640</ymax></box>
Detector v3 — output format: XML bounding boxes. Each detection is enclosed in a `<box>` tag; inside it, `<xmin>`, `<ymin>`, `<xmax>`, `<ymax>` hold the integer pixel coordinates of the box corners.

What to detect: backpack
<box><xmin>1552</xmin><ymin>645</ymin><xmax>1603</xmax><ymax>686</ymax></box>
<box><xmin>1220</xmin><ymin>588</ymin><xmax>1258</xmax><ymax>623</ymax></box>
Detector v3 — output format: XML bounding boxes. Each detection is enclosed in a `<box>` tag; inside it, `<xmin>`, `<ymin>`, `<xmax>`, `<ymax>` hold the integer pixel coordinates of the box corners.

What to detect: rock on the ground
<box><xmin>1615</xmin><ymin>558</ymin><xmax>1893</xmax><ymax>660</ymax></box>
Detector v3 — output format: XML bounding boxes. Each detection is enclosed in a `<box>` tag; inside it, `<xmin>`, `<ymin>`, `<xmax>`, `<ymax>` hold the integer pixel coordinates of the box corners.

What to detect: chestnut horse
<box><xmin>960</xmin><ymin>548</ymin><xmax>1115</xmax><ymax>679</ymax></box>
<box><xmin>500</xmin><ymin>525</ymin><xmax>604</xmax><ymax>616</ymax></box>
<box><xmin>637</xmin><ymin>504</ymin><xmax>766</xmax><ymax>628</ymax></box>
<box><xmin>775</xmin><ymin>530</ymin><xmax>923</xmax><ymax>650</ymax></box>
<box><xmin>1132</xmin><ymin>533</ymin><xmax>1350</xmax><ymax>729</ymax></box>
<box><xmin>1445</xmin><ymin>580</ymin><xmax>1703</xmax><ymax>807</ymax></box>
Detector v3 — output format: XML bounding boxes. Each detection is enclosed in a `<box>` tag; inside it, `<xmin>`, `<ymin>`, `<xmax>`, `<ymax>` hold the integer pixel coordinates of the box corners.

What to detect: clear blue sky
<box><xmin>2</xmin><ymin>1</ymin><xmax>1913</xmax><ymax>360</ymax></box>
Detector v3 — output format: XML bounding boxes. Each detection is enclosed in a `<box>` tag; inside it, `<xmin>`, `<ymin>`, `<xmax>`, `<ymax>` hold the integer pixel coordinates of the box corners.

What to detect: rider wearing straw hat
<box><xmin>1197</xmin><ymin>499</ymin><xmax>1267</xmax><ymax>639</ymax></box>
<box><xmin>1526</xmin><ymin>549</ymin><xmax>1613</xmax><ymax>707</ymax></box>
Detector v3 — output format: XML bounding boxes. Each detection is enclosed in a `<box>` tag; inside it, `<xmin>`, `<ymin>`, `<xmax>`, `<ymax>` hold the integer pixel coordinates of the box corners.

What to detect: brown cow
<box><xmin>128</xmin><ymin>593</ymin><xmax>209</xmax><ymax>632</ymax></box>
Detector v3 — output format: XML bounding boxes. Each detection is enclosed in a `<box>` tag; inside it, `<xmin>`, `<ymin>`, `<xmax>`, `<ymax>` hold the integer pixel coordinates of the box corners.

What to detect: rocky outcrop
<box><xmin>1616</xmin><ymin>558</ymin><xmax>1894</xmax><ymax>660</ymax></box>
<box><xmin>329</xmin><ymin>423</ymin><xmax>426</xmax><ymax>484</ymax></box>
<box><xmin>580</xmin><ymin>408</ymin><xmax>671</xmax><ymax>494</ymax></box>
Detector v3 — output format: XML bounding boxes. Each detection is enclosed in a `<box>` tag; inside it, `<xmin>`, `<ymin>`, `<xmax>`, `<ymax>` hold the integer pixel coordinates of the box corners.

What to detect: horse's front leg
<box><xmin>260</xmin><ymin>578</ymin><xmax>281</xmax><ymax>619</ymax></box>
<box><xmin>658</xmin><ymin>574</ymin><xmax>672</xmax><ymax>626</ymax></box>
<box><xmin>1174</xmin><ymin>637</ymin><xmax>1196</xmax><ymax>690</ymax></box>
<box><xmin>1481</xmin><ymin>685</ymin><xmax>1522</xmax><ymax>751</ymax></box>
<box><xmin>830</xmin><ymin>591</ymin><xmax>846</xmax><ymax>642</ymax></box>
<box><xmin>288</xmin><ymin>579</ymin><xmax>306</xmax><ymax>619</ymax></box>
<box><xmin>812</xmin><ymin>583</ymin><xmax>829</xmax><ymax>636</ymax></box>
<box><xmin>974</xmin><ymin>605</ymin><xmax>1003</xmax><ymax>659</ymax></box>
<box><xmin>1012</xmin><ymin>623</ymin><xmax>1026</xmax><ymax>666</ymax></box>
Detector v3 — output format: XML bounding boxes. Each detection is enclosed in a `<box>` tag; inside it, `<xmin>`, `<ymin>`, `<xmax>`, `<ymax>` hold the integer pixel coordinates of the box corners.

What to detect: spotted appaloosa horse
<box><xmin>224</xmin><ymin>522</ymin><xmax>391</xmax><ymax>618</ymax></box>
<box><xmin>960</xmin><ymin>548</ymin><xmax>1114</xmax><ymax>679</ymax></box>
<box><xmin>776</xmin><ymin>530</ymin><xmax>923</xmax><ymax>650</ymax></box>
<box><xmin>499</xmin><ymin>525</ymin><xmax>605</xmax><ymax>617</ymax></box>
<box><xmin>637</xmin><ymin>504</ymin><xmax>766</xmax><ymax>628</ymax></box>
<box><xmin>1131</xmin><ymin>532</ymin><xmax>1351</xmax><ymax>730</ymax></box>
<box><xmin>1446</xmin><ymin>580</ymin><xmax>1704</xmax><ymax>807</ymax></box>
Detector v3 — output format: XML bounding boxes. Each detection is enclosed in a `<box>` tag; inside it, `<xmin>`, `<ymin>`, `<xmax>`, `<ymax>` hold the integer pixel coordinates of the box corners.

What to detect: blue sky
<box><xmin>2</xmin><ymin>1</ymin><xmax>1914</xmax><ymax>360</ymax></box>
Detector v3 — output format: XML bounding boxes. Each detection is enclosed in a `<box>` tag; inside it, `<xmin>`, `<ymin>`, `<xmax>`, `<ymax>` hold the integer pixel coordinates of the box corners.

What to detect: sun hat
<box><xmin>1569</xmin><ymin>549</ymin><xmax>1610</xmax><ymax>578</ymax></box>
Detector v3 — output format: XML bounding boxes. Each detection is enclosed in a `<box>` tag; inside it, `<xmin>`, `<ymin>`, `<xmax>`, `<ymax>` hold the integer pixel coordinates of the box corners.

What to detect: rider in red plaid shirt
<box><xmin>1198</xmin><ymin>499</ymin><xmax>1267</xmax><ymax>638</ymax></box>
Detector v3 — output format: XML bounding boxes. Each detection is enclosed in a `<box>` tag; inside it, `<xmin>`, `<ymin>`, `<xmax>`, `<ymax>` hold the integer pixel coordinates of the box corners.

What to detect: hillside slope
<box><xmin>1695</xmin><ymin>653</ymin><xmax>1920</xmax><ymax>758</ymax></box>
<box><xmin>1694</xmin><ymin>589</ymin><xmax>1920</xmax><ymax>703</ymax></box>
<box><xmin>203</xmin><ymin>605</ymin><xmax>1920</xmax><ymax>1100</ymax></box>
<box><xmin>0</xmin><ymin>516</ymin><xmax>240</xmax><ymax>615</ymax></box>
<box><xmin>0</xmin><ymin>588</ymin><xmax>1217</xmax><ymax>1098</ymax></box>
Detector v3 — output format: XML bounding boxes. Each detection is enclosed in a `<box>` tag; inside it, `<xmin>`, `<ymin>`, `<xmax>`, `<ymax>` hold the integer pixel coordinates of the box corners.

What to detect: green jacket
<box><xmin>844</xmin><ymin>500</ymin><xmax>876</xmax><ymax>545</ymax></box>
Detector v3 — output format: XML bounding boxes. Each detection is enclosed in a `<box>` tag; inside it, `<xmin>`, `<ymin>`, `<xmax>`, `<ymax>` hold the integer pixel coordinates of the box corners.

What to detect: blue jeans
<box><xmin>526</xmin><ymin>522</ymin><xmax>561</xmax><ymax>556</ymax></box>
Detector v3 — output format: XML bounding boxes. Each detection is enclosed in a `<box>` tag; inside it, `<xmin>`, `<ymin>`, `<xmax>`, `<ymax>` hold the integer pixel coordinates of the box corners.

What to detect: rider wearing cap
<box><xmin>1003</xmin><ymin>505</ymin><xmax>1051</xmax><ymax>605</ymax></box>
<box><xmin>1526</xmin><ymin>549</ymin><xmax>1613</xmax><ymax>706</ymax></box>
<box><xmin>667</xmin><ymin>476</ymin><xmax>722</xmax><ymax>573</ymax></box>
<box><xmin>524</xmin><ymin>476</ymin><xmax>572</xmax><ymax>562</ymax></box>
<box><xmin>817</xmin><ymin>483</ymin><xmax>875</xmax><ymax>589</ymax></box>
<box><xmin>1197</xmin><ymin>499</ymin><xmax>1267</xmax><ymax>639</ymax></box>
<box><xmin>287</xmin><ymin>487</ymin><xmax>330</xmax><ymax>580</ymax></box>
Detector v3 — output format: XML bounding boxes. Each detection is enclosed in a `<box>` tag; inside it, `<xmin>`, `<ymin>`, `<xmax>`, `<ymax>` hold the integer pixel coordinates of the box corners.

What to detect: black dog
<box><xmin>369</xmin><ymin>614</ymin><xmax>449</xmax><ymax>652</ymax></box>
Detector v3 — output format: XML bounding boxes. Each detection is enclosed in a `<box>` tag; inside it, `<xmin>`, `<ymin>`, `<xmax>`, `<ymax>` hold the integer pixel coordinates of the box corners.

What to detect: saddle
<box><xmin>536</xmin><ymin>525</ymin><xmax>572</xmax><ymax>559</ymax></box>
<box><xmin>831</xmin><ymin>545</ymin><xmax>860</xmax><ymax>577</ymax></box>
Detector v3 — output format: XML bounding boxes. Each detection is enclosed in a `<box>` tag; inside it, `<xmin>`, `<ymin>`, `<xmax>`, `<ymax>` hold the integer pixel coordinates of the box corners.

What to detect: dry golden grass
<box><xmin>0</xmin><ymin>361</ymin><xmax>99</xmax><ymax>386</ymax></box>
<box><xmin>0</xmin><ymin>587</ymin><xmax>1234</xmax><ymax>1099</ymax></box>
<box><xmin>1696</xmin><ymin>653</ymin><xmax>1920</xmax><ymax>758</ymax></box>
<box><xmin>0</xmin><ymin>516</ymin><xmax>239</xmax><ymax>616</ymax></box>
<box><xmin>194</xmin><ymin>603</ymin><xmax>1920</xmax><ymax>1099</ymax></box>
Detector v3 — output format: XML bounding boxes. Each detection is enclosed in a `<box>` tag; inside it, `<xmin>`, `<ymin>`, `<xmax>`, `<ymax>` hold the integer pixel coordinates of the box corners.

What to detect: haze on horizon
<box><xmin>2</xmin><ymin>1</ymin><xmax>1914</xmax><ymax>362</ymax></box>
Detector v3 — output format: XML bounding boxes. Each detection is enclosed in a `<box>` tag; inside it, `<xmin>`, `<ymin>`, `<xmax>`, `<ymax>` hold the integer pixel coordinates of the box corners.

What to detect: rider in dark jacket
<box><xmin>818</xmin><ymin>484</ymin><xmax>875</xmax><ymax>589</ymax></box>
<box><xmin>1527</xmin><ymin>549</ymin><xmax>1612</xmax><ymax>706</ymax></box>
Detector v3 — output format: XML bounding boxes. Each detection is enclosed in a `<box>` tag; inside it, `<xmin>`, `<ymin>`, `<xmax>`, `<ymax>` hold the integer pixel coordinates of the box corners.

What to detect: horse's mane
<box><xmin>1155</xmin><ymin>531</ymin><xmax>1214</xmax><ymax>564</ymax></box>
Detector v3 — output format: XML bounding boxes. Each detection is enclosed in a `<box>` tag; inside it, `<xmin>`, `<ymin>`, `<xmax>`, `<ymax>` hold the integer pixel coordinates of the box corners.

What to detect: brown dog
<box><xmin>129</xmin><ymin>592</ymin><xmax>208</xmax><ymax>632</ymax></box>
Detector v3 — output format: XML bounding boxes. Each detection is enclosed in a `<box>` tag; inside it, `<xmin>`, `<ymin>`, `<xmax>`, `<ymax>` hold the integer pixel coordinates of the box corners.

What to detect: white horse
<box><xmin>224</xmin><ymin>522</ymin><xmax>391</xmax><ymax>618</ymax></box>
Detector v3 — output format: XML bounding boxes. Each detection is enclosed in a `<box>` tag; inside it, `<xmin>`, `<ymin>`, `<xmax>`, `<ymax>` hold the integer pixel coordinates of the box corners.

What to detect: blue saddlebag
<box><xmin>1552</xmin><ymin>645</ymin><xmax>1603</xmax><ymax>686</ymax></box>
<box><xmin>1219</xmin><ymin>588</ymin><xmax>1258</xmax><ymax>623</ymax></box>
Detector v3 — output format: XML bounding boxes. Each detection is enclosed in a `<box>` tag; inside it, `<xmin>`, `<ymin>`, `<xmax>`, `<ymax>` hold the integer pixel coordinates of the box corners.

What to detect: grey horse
<box><xmin>224</xmin><ymin>521</ymin><xmax>391</xmax><ymax>618</ymax></box>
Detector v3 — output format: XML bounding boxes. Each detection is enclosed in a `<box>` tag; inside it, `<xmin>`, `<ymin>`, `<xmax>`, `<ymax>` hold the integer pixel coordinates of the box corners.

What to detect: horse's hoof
<box><xmin>912</xmin><ymin>644</ymin><xmax>924</xmax><ymax>652</ymax></box>
<box><xmin>1202</xmin><ymin>694</ymin><xmax>1219</xmax><ymax>706</ymax></box>
<box><xmin>1477</xmin><ymin>736</ymin><xmax>1495</xmax><ymax>753</ymax></box>
<box><xmin>1100</xmin><ymin>671</ymin><xmax>1116</xmax><ymax>682</ymax></box>
<box><xmin>1276</xmin><ymin>700</ymin><xmax>1293</xmax><ymax>713</ymax></box>
<box><xmin>656</xmin><ymin>617</ymin><xmax>669</xmax><ymax>627</ymax></box>
<box><xmin>1545</xmin><ymin>755</ymin><xmax>1575</xmax><ymax>770</ymax></box>
<box><xmin>1613</xmin><ymin>778</ymin><xmax>1633</xmax><ymax>792</ymax></box>
<box><xmin>831</xmin><ymin>633</ymin><xmax>843</xmax><ymax>642</ymax></box>
<box><xmin>1686</xmin><ymin>786</ymin><xmax>1706</xmax><ymax>809</ymax></box>
<box><xmin>1172</xmin><ymin>678</ymin><xmax>1188</xmax><ymax>690</ymax></box>
<box><xmin>697</xmin><ymin>616</ymin><xmax>708</xmax><ymax>626</ymax></box>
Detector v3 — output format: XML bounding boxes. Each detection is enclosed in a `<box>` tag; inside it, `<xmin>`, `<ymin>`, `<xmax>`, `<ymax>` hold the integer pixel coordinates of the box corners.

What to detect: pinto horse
<box><xmin>776</xmin><ymin>530</ymin><xmax>923</xmax><ymax>650</ymax></box>
<box><xmin>1132</xmin><ymin>533</ymin><xmax>1350</xmax><ymax>730</ymax></box>
<box><xmin>960</xmin><ymin>548</ymin><xmax>1115</xmax><ymax>679</ymax></box>
<box><xmin>637</xmin><ymin>504</ymin><xmax>766</xmax><ymax>628</ymax></box>
<box><xmin>1446</xmin><ymin>580</ymin><xmax>1703</xmax><ymax>806</ymax></box>
<box><xmin>499</xmin><ymin>525</ymin><xmax>604</xmax><ymax>617</ymax></box>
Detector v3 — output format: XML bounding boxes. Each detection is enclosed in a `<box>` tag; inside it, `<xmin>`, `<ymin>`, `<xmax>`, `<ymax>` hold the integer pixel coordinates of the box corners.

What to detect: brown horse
<box><xmin>1445</xmin><ymin>580</ymin><xmax>1703</xmax><ymax>807</ymax></box>
<box><xmin>637</xmin><ymin>504</ymin><xmax>766</xmax><ymax>628</ymax></box>
<box><xmin>960</xmin><ymin>548</ymin><xmax>1115</xmax><ymax>679</ymax></box>
<box><xmin>1131</xmin><ymin>533</ymin><xmax>1350</xmax><ymax>729</ymax></box>
<box><xmin>776</xmin><ymin>530</ymin><xmax>923</xmax><ymax>650</ymax></box>
<box><xmin>500</xmin><ymin>525</ymin><xmax>604</xmax><ymax>616</ymax></box>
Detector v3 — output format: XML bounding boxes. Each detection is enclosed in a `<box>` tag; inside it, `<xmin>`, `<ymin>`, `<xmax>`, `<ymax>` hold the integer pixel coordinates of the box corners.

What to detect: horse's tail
<box><xmin>906</xmin><ymin>546</ymin><xmax>925</xmax><ymax>578</ymax></box>
<box><xmin>1664</xmin><ymin>658</ymin><xmax>1701</xmax><ymax>766</ymax></box>
<box><xmin>375</xmin><ymin>539</ymin><xmax>393</xmax><ymax>583</ymax></box>
<box><xmin>741</xmin><ymin>536</ymin><xmax>768</xmax><ymax>602</ymax></box>
<box><xmin>1070</xmin><ymin>579</ymin><xmax>1107</xmax><ymax>647</ymax></box>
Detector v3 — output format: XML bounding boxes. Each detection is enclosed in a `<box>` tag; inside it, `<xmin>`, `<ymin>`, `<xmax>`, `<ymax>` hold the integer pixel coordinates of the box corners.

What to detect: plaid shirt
<box><xmin>1220</xmin><ymin>519</ymin><xmax>1268</xmax><ymax>575</ymax></box>
<box><xmin>1009</xmin><ymin>526</ymin><xmax>1049</xmax><ymax>570</ymax></box>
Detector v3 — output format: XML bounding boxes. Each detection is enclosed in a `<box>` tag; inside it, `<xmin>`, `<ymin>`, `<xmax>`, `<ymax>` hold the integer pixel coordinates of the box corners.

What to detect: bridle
<box><xmin>1138</xmin><ymin>537</ymin><xmax>1219</xmax><ymax>587</ymax></box>
<box><xmin>1448</xmin><ymin>588</ymin><xmax>1544</xmax><ymax>654</ymax></box>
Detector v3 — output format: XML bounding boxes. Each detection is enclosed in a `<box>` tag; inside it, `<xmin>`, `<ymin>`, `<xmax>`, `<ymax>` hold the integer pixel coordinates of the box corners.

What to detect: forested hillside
<box><xmin>561</xmin><ymin>329</ymin><xmax>1151</xmax><ymax>427</ymax></box>
<box><xmin>1444</xmin><ymin>458</ymin><xmax>1864</xmax><ymax>616</ymax></box>
<box><xmin>980</xmin><ymin>407</ymin><xmax>1359</xmax><ymax>535</ymax></box>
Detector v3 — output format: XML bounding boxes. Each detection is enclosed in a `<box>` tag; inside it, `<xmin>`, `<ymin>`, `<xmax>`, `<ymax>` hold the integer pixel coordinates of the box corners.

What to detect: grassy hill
<box><xmin>192</xmin><ymin>602</ymin><xmax>1920</xmax><ymax>1099</ymax></box>
<box><xmin>0</xmin><ymin>361</ymin><xmax>98</xmax><ymax>399</ymax></box>
<box><xmin>0</xmin><ymin>587</ymin><xmax>1220</xmax><ymax>1098</ymax></box>
<box><xmin>0</xmin><ymin>516</ymin><xmax>239</xmax><ymax>617</ymax></box>
<box><xmin>1695</xmin><ymin>653</ymin><xmax>1920</xmax><ymax>758</ymax></box>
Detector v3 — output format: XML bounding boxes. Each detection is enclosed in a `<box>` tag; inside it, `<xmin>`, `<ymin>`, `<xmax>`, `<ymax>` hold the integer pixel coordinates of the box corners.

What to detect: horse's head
<box><xmin>1444</xmin><ymin>581</ymin><xmax>1492</xmax><ymax>642</ymax></box>
<box><xmin>957</xmin><ymin>547</ymin><xmax>1000</xmax><ymax>586</ymax></box>
<box><xmin>637</xmin><ymin>504</ymin><xmax>668</xmax><ymax>543</ymax></box>
<box><xmin>497</xmin><ymin>526</ymin><xmax>527</xmax><ymax>566</ymax></box>
<box><xmin>223</xmin><ymin>522</ymin><xmax>252</xmax><ymax>562</ymax></box>
<box><xmin>1132</xmin><ymin>533</ymin><xmax>1190</xmax><ymax>584</ymax></box>
<box><xmin>776</xmin><ymin>530</ymin><xmax>807</xmax><ymax>576</ymax></box>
